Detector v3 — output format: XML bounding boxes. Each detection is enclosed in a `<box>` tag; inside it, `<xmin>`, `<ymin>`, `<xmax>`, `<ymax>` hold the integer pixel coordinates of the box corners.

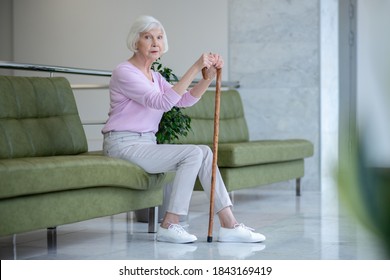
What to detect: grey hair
<box><xmin>126</xmin><ymin>15</ymin><xmax>169</xmax><ymax>53</ymax></box>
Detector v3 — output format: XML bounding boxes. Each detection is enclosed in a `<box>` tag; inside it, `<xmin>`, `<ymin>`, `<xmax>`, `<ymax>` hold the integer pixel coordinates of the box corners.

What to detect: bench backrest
<box><xmin>0</xmin><ymin>76</ymin><xmax>88</xmax><ymax>159</ymax></box>
<box><xmin>175</xmin><ymin>89</ymin><xmax>249</xmax><ymax>144</ymax></box>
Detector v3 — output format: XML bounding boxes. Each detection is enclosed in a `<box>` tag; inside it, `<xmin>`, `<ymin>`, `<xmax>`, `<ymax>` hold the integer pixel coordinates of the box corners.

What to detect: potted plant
<box><xmin>152</xmin><ymin>58</ymin><xmax>191</xmax><ymax>144</ymax></box>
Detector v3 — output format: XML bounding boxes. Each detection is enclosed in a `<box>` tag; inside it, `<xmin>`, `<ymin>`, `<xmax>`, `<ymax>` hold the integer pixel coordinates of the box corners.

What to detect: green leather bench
<box><xmin>0</xmin><ymin>76</ymin><xmax>166</xmax><ymax>237</ymax></box>
<box><xmin>175</xmin><ymin>89</ymin><xmax>314</xmax><ymax>195</ymax></box>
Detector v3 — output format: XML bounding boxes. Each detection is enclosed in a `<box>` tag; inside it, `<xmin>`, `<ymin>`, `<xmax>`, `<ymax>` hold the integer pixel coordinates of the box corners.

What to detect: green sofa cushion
<box><xmin>0</xmin><ymin>76</ymin><xmax>88</xmax><ymax>159</ymax></box>
<box><xmin>217</xmin><ymin>139</ymin><xmax>314</xmax><ymax>167</ymax></box>
<box><xmin>220</xmin><ymin>160</ymin><xmax>305</xmax><ymax>192</ymax></box>
<box><xmin>0</xmin><ymin>153</ymin><xmax>165</xmax><ymax>199</ymax></box>
<box><xmin>0</xmin><ymin>186</ymin><xmax>163</xmax><ymax>236</ymax></box>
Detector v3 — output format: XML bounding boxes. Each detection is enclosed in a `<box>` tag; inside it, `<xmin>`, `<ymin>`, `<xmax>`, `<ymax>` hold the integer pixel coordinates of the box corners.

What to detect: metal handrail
<box><xmin>0</xmin><ymin>61</ymin><xmax>111</xmax><ymax>76</ymax></box>
<box><xmin>0</xmin><ymin>61</ymin><xmax>240</xmax><ymax>88</ymax></box>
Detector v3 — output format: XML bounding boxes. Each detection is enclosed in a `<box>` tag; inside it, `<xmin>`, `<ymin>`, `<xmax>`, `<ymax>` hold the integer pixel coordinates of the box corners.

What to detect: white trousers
<box><xmin>103</xmin><ymin>131</ymin><xmax>232</xmax><ymax>216</ymax></box>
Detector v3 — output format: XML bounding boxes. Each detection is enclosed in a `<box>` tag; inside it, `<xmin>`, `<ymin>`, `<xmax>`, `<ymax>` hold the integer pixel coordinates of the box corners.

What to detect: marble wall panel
<box><xmin>228</xmin><ymin>0</ymin><xmax>320</xmax><ymax>190</ymax></box>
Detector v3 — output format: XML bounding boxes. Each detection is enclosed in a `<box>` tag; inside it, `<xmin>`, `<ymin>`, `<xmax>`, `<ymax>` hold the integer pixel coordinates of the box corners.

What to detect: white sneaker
<box><xmin>218</xmin><ymin>224</ymin><xmax>266</xmax><ymax>243</ymax></box>
<box><xmin>157</xmin><ymin>224</ymin><xmax>197</xmax><ymax>244</ymax></box>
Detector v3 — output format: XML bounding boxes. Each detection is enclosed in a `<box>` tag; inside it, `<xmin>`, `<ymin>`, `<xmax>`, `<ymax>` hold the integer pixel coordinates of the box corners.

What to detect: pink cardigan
<box><xmin>102</xmin><ymin>61</ymin><xmax>199</xmax><ymax>134</ymax></box>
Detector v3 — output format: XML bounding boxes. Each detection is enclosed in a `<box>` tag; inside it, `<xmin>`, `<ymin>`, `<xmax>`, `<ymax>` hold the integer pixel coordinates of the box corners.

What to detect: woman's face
<box><xmin>136</xmin><ymin>28</ymin><xmax>164</xmax><ymax>60</ymax></box>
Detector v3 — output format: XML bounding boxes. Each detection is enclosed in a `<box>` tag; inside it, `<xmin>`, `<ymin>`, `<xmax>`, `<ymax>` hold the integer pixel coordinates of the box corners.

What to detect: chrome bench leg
<box><xmin>229</xmin><ymin>191</ymin><xmax>235</xmax><ymax>204</ymax></box>
<box><xmin>296</xmin><ymin>178</ymin><xmax>301</xmax><ymax>196</ymax></box>
<box><xmin>47</xmin><ymin>227</ymin><xmax>57</xmax><ymax>254</ymax></box>
<box><xmin>148</xmin><ymin>207</ymin><xmax>158</xmax><ymax>233</ymax></box>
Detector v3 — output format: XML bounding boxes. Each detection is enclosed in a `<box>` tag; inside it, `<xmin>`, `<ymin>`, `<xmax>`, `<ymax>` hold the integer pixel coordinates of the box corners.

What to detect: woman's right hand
<box><xmin>197</xmin><ymin>52</ymin><xmax>215</xmax><ymax>71</ymax></box>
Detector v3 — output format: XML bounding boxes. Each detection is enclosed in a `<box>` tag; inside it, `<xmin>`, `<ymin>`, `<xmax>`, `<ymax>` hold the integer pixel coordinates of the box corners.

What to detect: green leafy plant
<box><xmin>152</xmin><ymin>58</ymin><xmax>191</xmax><ymax>144</ymax></box>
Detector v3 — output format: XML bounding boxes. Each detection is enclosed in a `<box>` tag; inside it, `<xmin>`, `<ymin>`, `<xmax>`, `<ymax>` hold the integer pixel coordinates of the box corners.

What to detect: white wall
<box><xmin>320</xmin><ymin>0</ymin><xmax>339</xmax><ymax>183</ymax></box>
<box><xmin>357</xmin><ymin>0</ymin><xmax>390</xmax><ymax>167</ymax></box>
<box><xmin>12</xmin><ymin>0</ymin><xmax>228</xmax><ymax>150</ymax></box>
<box><xmin>0</xmin><ymin>0</ymin><xmax>13</xmax><ymax>75</ymax></box>
<box><xmin>13</xmin><ymin>0</ymin><xmax>228</xmax><ymax>77</ymax></box>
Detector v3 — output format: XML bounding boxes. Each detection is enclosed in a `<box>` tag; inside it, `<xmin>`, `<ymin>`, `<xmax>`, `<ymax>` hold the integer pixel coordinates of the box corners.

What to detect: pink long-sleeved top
<box><xmin>102</xmin><ymin>61</ymin><xmax>199</xmax><ymax>134</ymax></box>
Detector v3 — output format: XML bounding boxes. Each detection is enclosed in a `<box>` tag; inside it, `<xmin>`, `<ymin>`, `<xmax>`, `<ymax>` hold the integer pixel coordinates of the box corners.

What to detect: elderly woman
<box><xmin>102</xmin><ymin>15</ymin><xmax>265</xmax><ymax>244</ymax></box>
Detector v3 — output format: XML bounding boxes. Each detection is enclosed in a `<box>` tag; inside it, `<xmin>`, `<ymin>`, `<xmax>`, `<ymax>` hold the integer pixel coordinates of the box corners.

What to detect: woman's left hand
<box><xmin>203</xmin><ymin>53</ymin><xmax>224</xmax><ymax>80</ymax></box>
<box><xmin>210</xmin><ymin>53</ymin><xmax>224</xmax><ymax>69</ymax></box>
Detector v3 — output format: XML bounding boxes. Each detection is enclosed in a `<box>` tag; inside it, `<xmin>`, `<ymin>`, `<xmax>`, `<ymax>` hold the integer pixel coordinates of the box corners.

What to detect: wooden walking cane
<box><xmin>202</xmin><ymin>66</ymin><xmax>222</xmax><ymax>243</ymax></box>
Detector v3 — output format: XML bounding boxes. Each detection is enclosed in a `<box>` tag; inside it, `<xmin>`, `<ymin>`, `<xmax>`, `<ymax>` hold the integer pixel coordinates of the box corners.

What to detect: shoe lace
<box><xmin>234</xmin><ymin>223</ymin><xmax>255</xmax><ymax>232</ymax></box>
<box><xmin>168</xmin><ymin>223</ymin><xmax>189</xmax><ymax>235</ymax></box>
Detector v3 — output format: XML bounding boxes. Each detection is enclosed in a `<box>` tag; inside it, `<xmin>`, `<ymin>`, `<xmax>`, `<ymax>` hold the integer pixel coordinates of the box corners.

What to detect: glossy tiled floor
<box><xmin>0</xmin><ymin>181</ymin><xmax>388</xmax><ymax>260</ymax></box>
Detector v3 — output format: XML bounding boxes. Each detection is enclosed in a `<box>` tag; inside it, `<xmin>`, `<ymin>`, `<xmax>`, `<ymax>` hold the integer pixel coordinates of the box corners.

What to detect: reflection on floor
<box><xmin>0</xmin><ymin>182</ymin><xmax>387</xmax><ymax>260</ymax></box>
